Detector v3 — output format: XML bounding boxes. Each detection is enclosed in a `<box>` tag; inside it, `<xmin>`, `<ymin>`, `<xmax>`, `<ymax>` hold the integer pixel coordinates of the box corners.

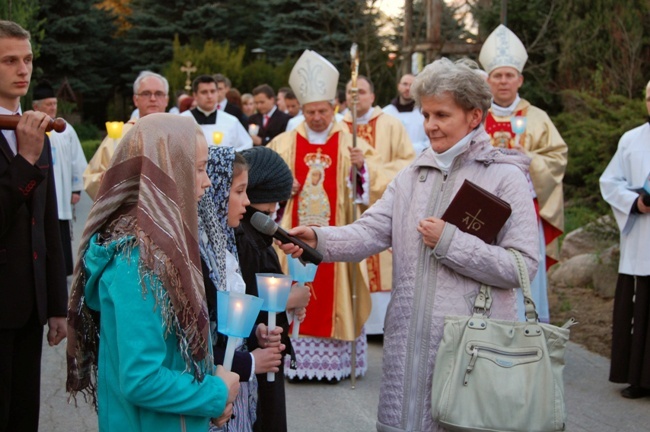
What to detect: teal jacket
<box><xmin>84</xmin><ymin>234</ymin><xmax>228</xmax><ymax>431</ymax></box>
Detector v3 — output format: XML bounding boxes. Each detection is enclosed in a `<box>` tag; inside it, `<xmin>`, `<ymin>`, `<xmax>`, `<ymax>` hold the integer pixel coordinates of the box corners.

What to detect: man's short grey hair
<box><xmin>0</xmin><ymin>20</ymin><xmax>30</xmax><ymax>40</ymax></box>
<box><xmin>213</xmin><ymin>73</ymin><xmax>232</xmax><ymax>88</ymax></box>
<box><xmin>411</xmin><ymin>58</ymin><xmax>492</xmax><ymax>121</ymax></box>
<box><xmin>133</xmin><ymin>71</ymin><xmax>169</xmax><ymax>95</ymax></box>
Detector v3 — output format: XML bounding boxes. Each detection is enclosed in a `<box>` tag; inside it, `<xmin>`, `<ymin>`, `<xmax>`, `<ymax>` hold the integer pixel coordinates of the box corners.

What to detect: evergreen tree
<box><xmin>182</xmin><ymin>0</ymin><xmax>266</xmax><ymax>58</ymax></box>
<box><xmin>1</xmin><ymin>0</ymin><xmax>44</xmax><ymax>57</ymax></box>
<box><xmin>121</xmin><ymin>0</ymin><xmax>203</xmax><ymax>81</ymax></box>
<box><xmin>258</xmin><ymin>0</ymin><xmax>374</xmax><ymax>74</ymax></box>
<box><xmin>555</xmin><ymin>0</ymin><xmax>650</xmax><ymax>99</ymax></box>
<box><xmin>35</xmin><ymin>0</ymin><xmax>121</xmax><ymax>120</ymax></box>
<box><xmin>472</xmin><ymin>0</ymin><xmax>564</xmax><ymax>113</ymax></box>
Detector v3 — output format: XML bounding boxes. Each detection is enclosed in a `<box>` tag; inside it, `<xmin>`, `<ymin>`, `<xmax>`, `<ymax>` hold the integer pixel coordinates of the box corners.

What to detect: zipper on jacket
<box><xmin>405</xmin><ymin>169</ymin><xmax>449</xmax><ymax>430</ymax></box>
<box><xmin>463</xmin><ymin>344</ymin><xmax>540</xmax><ymax>385</ymax></box>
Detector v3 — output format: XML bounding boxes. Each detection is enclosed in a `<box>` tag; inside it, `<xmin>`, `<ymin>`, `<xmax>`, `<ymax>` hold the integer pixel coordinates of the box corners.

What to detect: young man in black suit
<box><xmin>214</xmin><ymin>73</ymin><xmax>248</xmax><ymax>129</ymax></box>
<box><xmin>0</xmin><ymin>20</ymin><xmax>68</xmax><ymax>432</ymax></box>
<box><xmin>249</xmin><ymin>84</ymin><xmax>291</xmax><ymax>146</ymax></box>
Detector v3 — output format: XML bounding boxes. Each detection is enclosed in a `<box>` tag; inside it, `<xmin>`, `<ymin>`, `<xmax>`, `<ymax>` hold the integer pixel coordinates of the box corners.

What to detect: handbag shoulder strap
<box><xmin>473</xmin><ymin>249</ymin><xmax>539</xmax><ymax>322</ymax></box>
<box><xmin>509</xmin><ymin>248</ymin><xmax>538</xmax><ymax>322</ymax></box>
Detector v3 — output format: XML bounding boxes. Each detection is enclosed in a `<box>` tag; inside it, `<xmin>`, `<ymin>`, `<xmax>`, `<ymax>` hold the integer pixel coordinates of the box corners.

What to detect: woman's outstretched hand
<box><xmin>276</xmin><ymin>226</ymin><xmax>317</xmax><ymax>258</ymax></box>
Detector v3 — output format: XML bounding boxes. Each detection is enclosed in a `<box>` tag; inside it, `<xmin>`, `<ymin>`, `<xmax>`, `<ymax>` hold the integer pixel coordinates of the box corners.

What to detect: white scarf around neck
<box><xmin>491</xmin><ymin>94</ymin><xmax>521</xmax><ymax>117</ymax></box>
<box><xmin>431</xmin><ymin>127</ymin><xmax>480</xmax><ymax>172</ymax></box>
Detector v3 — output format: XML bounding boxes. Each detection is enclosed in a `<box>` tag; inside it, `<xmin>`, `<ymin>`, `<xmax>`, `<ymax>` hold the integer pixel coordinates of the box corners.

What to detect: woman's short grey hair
<box><xmin>412</xmin><ymin>58</ymin><xmax>492</xmax><ymax>121</ymax></box>
<box><xmin>133</xmin><ymin>71</ymin><xmax>169</xmax><ymax>95</ymax></box>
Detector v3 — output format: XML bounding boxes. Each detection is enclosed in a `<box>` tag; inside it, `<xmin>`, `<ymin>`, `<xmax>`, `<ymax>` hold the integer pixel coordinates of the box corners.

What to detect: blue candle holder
<box><xmin>256</xmin><ymin>273</ymin><xmax>293</xmax><ymax>382</ymax></box>
<box><xmin>256</xmin><ymin>273</ymin><xmax>293</xmax><ymax>313</ymax></box>
<box><xmin>287</xmin><ymin>256</ymin><xmax>318</xmax><ymax>285</ymax></box>
<box><xmin>216</xmin><ymin>291</ymin><xmax>264</xmax><ymax>338</ymax></box>
<box><xmin>216</xmin><ymin>291</ymin><xmax>263</xmax><ymax>372</ymax></box>
<box><xmin>510</xmin><ymin>116</ymin><xmax>527</xmax><ymax>135</ymax></box>
<box><xmin>287</xmin><ymin>256</ymin><xmax>318</xmax><ymax>339</ymax></box>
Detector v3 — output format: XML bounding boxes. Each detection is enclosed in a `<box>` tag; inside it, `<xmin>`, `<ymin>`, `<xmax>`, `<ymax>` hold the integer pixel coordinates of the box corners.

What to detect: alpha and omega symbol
<box><xmin>462</xmin><ymin>209</ymin><xmax>485</xmax><ymax>232</ymax></box>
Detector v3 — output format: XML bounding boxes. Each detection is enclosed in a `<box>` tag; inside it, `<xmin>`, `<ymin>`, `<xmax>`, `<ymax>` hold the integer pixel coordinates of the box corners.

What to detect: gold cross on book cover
<box><xmin>441</xmin><ymin>179</ymin><xmax>512</xmax><ymax>244</ymax></box>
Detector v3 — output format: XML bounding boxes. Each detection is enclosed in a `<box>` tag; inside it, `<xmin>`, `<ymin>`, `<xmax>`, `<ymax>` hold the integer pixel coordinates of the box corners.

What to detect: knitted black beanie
<box><xmin>241</xmin><ymin>147</ymin><xmax>293</xmax><ymax>203</ymax></box>
<box><xmin>33</xmin><ymin>80</ymin><xmax>56</xmax><ymax>101</ymax></box>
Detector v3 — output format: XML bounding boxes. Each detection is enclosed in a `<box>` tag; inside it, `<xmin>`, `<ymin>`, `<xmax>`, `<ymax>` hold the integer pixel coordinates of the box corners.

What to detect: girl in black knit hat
<box><xmin>236</xmin><ymin>146</ymin><xmax>311</xmax><ymax>432</ymax></box>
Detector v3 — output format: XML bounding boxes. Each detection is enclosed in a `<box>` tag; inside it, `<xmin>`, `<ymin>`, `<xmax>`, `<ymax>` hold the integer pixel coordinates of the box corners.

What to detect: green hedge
<box><xmin>553</xmin><ymin>90</ymin><xmax>646</xmax><ymax>213</ymax></box>
<box><xmin>81</xmin><ymin>139</ymin><xmax>101</xmax><ymax>163</ymax></box>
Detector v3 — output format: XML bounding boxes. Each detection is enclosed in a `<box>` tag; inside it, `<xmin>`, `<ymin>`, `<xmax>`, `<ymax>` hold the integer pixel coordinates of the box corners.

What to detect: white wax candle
<box><xmin>267</xmin><ymin>312</ymin><xmax>276</xmax><ymax>382</ymax></box>
<box><xmin>269</xmin><ymin>277</ymin><xmax>278</xmax><ymax>307</ymax></box>
<box><xmin>223</xmin><ymin>336</ymin><xmax>239</xmax><ymax>372</ymax></box>
<box><xmin>229</xmin><ymin>300</ymin><xmax>245</xmax><ymax>333</ymax></box>
<box><xmin>292</xmin><ymin>317</ymin><xmax>301</xmax><ymax>339</ymax></box>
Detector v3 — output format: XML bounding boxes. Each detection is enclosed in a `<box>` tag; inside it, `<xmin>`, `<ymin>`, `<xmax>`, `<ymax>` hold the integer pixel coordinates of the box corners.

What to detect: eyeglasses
<box><xmin>136</xmin><ymin>91</ymin><xmax>167</xmax><ymax>99</ymax></box>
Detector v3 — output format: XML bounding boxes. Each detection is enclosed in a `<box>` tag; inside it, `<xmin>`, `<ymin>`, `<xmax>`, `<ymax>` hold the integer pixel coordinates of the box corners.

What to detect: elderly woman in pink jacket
<box><xmin>278</xmin><ymin>58</ymin><xmax>539</xmax><ymax>432</ymax></box>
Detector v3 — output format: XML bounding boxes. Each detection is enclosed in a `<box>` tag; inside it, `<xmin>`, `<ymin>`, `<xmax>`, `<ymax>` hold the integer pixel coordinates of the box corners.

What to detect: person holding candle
<box><xmin>248</xmin><ymin>84</ymin><xmax>291</xmax><ymax>147</ymax></box>
<box><xmin>83</xmin><ymin>70</ymin><xmax>169</xmax><ymax>200</ymax></box>
<box><xmin>235</xmin><ymin>146</ymin><xmax>311</xmax><ymax>432</ymax></box>
<box><xmin>67</xmin><ymin>114</ymin><xmax>240</xmax><ymax>431</ymax></box>
<box><xmin>277</xmin><ymin>58</ymin><xmax>539</xmax><ymax>432</ymax></box>
<box><xmin>198</xmin><ymin>146</ymin><xmax>285</xmax><ymax>432</ymax></box>
<box><xmin>181</xmin><ymin>75</ymin><xmax>252</xmax><ymax>151</ymax></box>
<box><xmin>479</xmin><ymin>25</ymin><xmax>568</xmax><ymax>323</ymax></box>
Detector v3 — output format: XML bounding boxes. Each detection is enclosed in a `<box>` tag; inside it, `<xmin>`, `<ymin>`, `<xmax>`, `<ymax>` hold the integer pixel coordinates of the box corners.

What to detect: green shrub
<box><xmin>553</xmin><ymin>90</ymin><xmax>646</xmax><ymax>213</ymax></box>
<box><xmin>75</xmin><ymin>122</ymin><xmax>102</xmax><ymax>141</ymax></box>
<box><xmin>81</xmin><ymin>139</ymin><xmax>101</xmax><ymax>162</ymax></box>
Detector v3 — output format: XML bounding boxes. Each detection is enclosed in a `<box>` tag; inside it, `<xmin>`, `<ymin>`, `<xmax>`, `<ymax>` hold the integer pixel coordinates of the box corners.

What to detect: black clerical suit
<box><xmin>0</xmin><ymin>133</ymin><xmax>67</xmax><ymax>432</ymax></box>
<box><xmin>249</xmin><ymin>109</ymin><xmax>291</xmax><ymax>146</ymax></box>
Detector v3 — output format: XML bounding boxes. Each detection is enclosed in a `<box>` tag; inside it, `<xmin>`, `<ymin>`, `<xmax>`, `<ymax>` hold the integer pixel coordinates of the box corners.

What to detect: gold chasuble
<box><xmin>269</xmin><ymin>122</ymin><xmax>375</xmax><ymax>341</ymax></box>
<box><xmin>485</xmin><ymin>99</ymin><xmax>567</xmax><ymax>267</ymax></box>
<box><xmin>83</xmin><ymin>121</ymin><xmax>135</xmax><ymax>200</ymax></box>
<box><xmin>342</xmin><ymin>106</ymin><xmax>415</xmax><ymax>293</ymax></box>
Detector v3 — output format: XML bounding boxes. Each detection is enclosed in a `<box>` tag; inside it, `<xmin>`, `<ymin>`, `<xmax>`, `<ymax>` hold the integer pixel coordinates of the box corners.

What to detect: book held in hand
<box><xmin>441</xmin><ymin>179</ymin><xmax>512</xmax><ymax>244</ymax></box>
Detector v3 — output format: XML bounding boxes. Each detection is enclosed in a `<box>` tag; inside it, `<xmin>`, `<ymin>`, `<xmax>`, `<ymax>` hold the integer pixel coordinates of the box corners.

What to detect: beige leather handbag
<box><xmin>431</xmin><ymin>249</ymin><xmax>576</xmax><ymax>432</ymax></box>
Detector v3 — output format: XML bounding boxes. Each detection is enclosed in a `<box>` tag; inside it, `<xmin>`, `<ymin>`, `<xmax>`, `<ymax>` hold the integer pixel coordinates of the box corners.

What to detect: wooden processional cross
<box><xmin>180</xmin><ymin>61</ymin><xmax>197</xmax><ymax>91</ymax></box>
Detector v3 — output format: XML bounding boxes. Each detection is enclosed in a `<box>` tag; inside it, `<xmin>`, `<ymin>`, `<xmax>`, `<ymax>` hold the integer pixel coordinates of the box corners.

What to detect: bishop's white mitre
<box><xmin>479</xmin><ymin>24</ymin><xmax>528</xmax><ymax>74</ymax></box>
<box><xmin>289</xmin><ymin>50</ymin><xmax>339</xmax><ymax>106</ymax></box>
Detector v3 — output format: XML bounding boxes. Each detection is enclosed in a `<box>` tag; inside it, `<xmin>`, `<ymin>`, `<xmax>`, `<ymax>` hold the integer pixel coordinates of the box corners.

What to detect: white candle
<box><xmin>248</xmin><ymin>124</ymin><xmax>259</xmax><ymax>136</ymax></box>
<box><xmin>292</xmin><ymin>314</ymin><xmax>301</xmax><ymax>339</ymax></box>
<box><xmin>268</xmin><ymin>277</ymin><xmax>278</xmax><ymax>306</ymax></box>
<box><xmin>223</xmin><ymin>336</ymin><xmax>239</xmax><ymax>372</ymax></box>
<box><xmin>229</xmin><ymin>300</ymin><xmax>245</xmax><ymax>332</ymax></box>
<box><xmin>267</xmin><ymin>311</ymin><xmax>276</xmax><ymax>382</ymax></box>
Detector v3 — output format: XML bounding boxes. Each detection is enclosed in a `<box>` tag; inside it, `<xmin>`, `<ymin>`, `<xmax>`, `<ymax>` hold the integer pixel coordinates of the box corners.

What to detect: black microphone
<box><xmin>250</xmin><ymin>212</ymin><xmax>323</xmax><ymax>265</ymax></box>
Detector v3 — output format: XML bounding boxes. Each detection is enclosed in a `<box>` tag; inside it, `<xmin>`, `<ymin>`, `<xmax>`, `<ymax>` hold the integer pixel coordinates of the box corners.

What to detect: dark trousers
<box><xmin>610</xmin><ymin>274</ymin><xmax>650</xmax><ymax>388</ymax></box>
<box><xmin>59</xmin><ymin>219</ymin><xmax>73</xmax><ymax>276</ymax></box>
<box><xmin>0</xmin><ymin>312</ymin><xmax>43</xmax><ymax>432</ymax></box>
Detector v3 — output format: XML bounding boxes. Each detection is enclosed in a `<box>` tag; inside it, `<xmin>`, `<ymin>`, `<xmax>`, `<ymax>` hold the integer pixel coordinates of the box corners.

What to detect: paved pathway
<box><xmin>39</xmin><ymin>193</ymin><xmax>650</xmax><ymax>431</ymax></box>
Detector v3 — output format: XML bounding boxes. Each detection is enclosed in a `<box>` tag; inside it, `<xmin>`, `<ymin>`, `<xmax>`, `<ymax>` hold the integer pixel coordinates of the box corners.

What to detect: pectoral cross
<box><xmin>180</xmin><ymin>61</ymin><xmax>197</xmax><ymax>91</ymax></box>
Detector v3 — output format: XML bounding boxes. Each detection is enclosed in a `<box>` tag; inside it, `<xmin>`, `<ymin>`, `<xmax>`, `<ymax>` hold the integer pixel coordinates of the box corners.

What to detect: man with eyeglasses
<box><xmin>83</xmin><ymin>71</ymin><xmax>169</xmax><ymax>199</ymax></box>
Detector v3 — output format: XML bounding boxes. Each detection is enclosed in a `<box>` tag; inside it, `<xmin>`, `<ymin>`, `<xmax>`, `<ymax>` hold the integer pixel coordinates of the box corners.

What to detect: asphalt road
<box><xmin>39</xmin><ymin>192</ymin><xmax>650</xmax><ymax>431</ymax></box>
